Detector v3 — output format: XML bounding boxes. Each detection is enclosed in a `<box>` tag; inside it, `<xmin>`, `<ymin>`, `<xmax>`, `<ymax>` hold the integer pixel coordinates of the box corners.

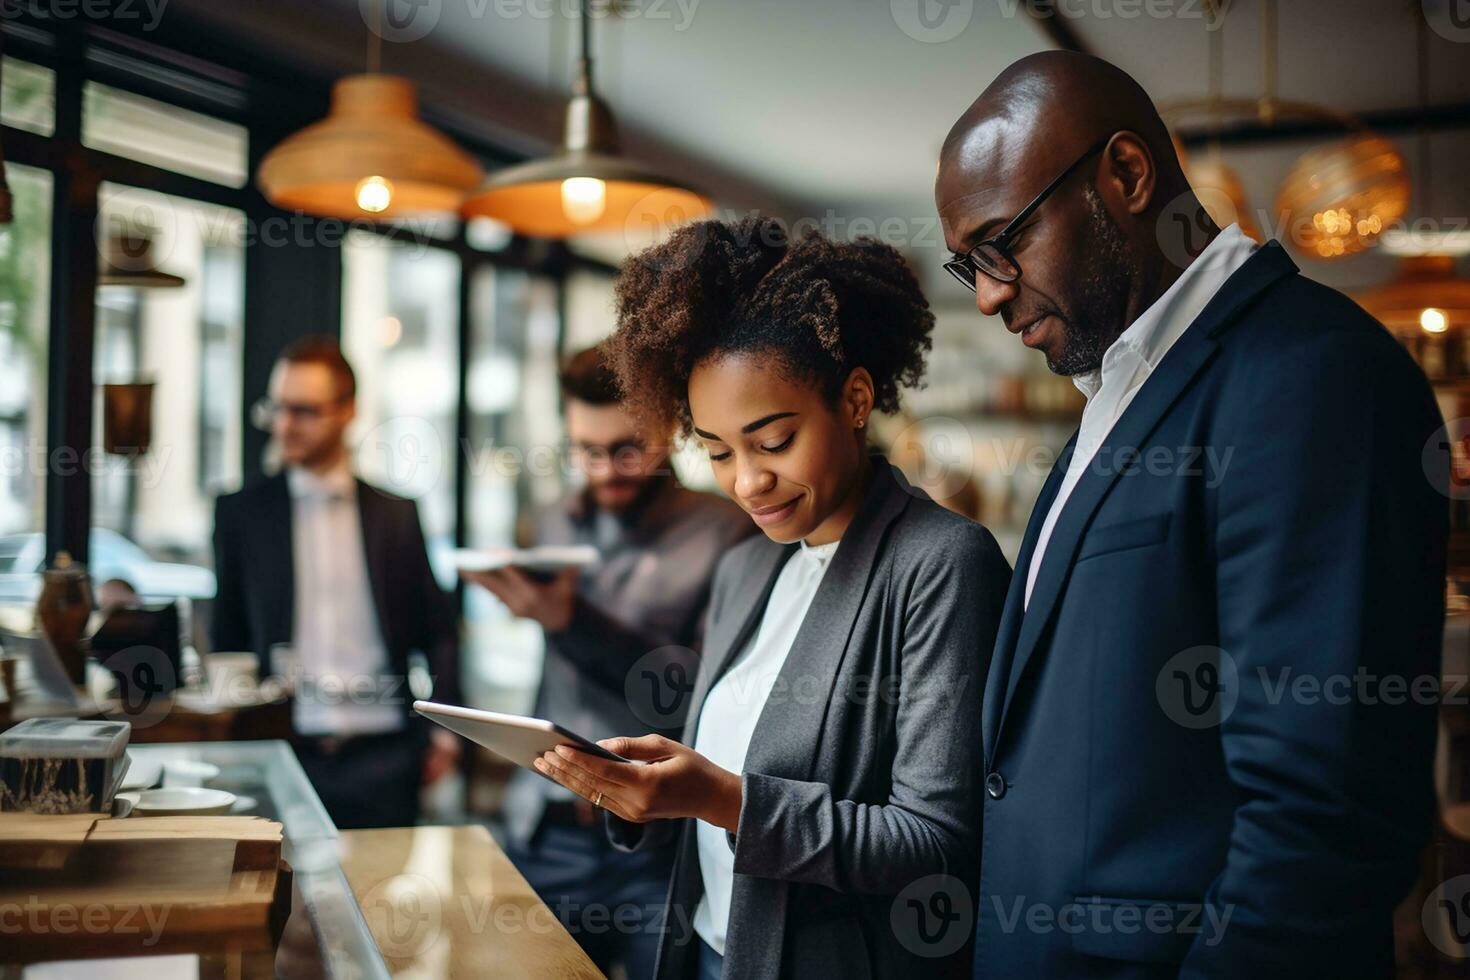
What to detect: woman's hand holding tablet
<box><xmin>533</xmin><ymin>733</ymin><xmax>743</xmax><ymax>833</ymax></box>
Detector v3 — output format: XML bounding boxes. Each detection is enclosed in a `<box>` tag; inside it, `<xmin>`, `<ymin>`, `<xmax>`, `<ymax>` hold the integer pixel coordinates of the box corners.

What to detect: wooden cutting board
<box><xmin>0</xmin><ymin>813</ymin><xmax>292</xmax><ymax>961</ymax></box>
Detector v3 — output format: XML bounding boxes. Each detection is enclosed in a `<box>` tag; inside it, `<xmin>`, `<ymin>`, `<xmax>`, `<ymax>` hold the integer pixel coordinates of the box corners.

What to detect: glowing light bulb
<box><xmin>1421</xmin><ymin>307</ymin><xmax>1449</xmax><ymax>334</ymax></box>
<box><xmin>356</xmin><ymin>176</ymin><xmax>393</xmax><ymax>214</ymax></box>
<box><xmin>561</xmin><ymin>177</ymin><xmax>607</xmax><ymax>225</ymax></box>
<box><xmin>381</xmin><ymin>316</ymin><xmax>403</xmax><ymax>347</ymax></box>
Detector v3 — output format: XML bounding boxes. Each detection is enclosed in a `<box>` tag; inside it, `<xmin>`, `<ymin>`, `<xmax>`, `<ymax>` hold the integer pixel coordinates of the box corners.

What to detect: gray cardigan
<box><xmin>610</xmin><ymin>458</ymin><xmax>1011</xmax><ymax>980</ymax></box>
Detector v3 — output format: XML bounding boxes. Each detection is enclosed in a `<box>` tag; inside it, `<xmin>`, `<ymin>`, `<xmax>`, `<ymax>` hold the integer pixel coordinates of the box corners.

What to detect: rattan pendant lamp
<box><xmin>256</xmin><ymin>1</ymin><xmax>482</xmax><ymax>219</ymax></box>
<box><xmin>460</xmin><ymin>0</ymin><xmax>711</xmax><ymax>238</ymax></box>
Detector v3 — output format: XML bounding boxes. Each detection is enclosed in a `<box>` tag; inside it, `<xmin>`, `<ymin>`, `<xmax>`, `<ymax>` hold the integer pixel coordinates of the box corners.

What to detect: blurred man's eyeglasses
<box><xmin>944</xmin><ymin>137</ymin><xmax>1111</xmax><ymax>291</ymax></box>
<box><xmin>566</xmin><ymin>438</ymin><xmax>648</xmax><ymax>466</ymax></box>
<box><xmin>251</xmin><ymin>396</ymin><xmax>347</xmax><ymax>431</ymax></box>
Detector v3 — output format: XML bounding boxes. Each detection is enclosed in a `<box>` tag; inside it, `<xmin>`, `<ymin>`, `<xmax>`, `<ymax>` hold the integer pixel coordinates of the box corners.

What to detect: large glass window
<box><xmin>91</xmin><ymin>184</ymin><xmax>244</xmax><ymax>603</ymax></box>
<box><xmin>0</xmin><ymin>164</ymin><xmax>52</xmax><ymax>553</ymax></box>
<box><xmin>341</xmin><ymin>231</ymin><xmax>462</xmax><ymax>589</ymax></box>
<box><xmin>82</xmin><ymin>82</ymin><xmax>249</xmax><ymax>188</ymax></box>
<box><xmin>462</xmin><ymin>264</ymin><xmax>561</xmax><ymax>711</ymax></box>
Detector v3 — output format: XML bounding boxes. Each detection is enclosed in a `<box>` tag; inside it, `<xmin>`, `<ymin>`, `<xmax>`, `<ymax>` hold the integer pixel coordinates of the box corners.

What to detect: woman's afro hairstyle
<box><xmin>605</xmin><ymin>215</ymin><xmax>935</xmax><ymax>437</ymax></box>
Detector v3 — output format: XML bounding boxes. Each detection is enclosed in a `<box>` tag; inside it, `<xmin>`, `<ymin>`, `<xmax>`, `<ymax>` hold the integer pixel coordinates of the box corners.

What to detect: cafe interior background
<box><xmin>0</xmin><ymin>0</ymin><xmax>1468</xmax><ymax>972</ymax></box>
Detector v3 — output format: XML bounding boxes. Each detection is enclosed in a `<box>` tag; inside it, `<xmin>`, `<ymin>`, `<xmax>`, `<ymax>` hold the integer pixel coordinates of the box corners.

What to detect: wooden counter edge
<box><xmin>339</xmin><ymin>824</ymin><xmax>607</xmax><ymax>980</ymax></box>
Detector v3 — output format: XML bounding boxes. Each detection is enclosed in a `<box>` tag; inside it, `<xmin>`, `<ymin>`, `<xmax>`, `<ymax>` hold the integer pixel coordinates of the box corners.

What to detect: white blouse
<box><xmin>691</xmin><ymin>537</ymin><xmax>840</xmax><ymax>955</ymax></box>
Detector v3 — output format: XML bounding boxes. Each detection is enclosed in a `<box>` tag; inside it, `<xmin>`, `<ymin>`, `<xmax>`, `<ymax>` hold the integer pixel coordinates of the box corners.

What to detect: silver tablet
<box><xmin>413</xmin><ymin>700</ymin><xmax>639</xmax><ymax>773</ymax></box>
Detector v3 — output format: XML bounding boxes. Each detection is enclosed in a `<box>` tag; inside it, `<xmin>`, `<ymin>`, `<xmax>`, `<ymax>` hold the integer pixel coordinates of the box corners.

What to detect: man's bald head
<box><xmin>938</xmin><ymin>50</ymin><xmax>1183</xmax><ymax>219</ymax></box>
<box><xmin>935</xmin><ymin>52</ymin><xmax>1213</xmax><ymax>377</ymax></box>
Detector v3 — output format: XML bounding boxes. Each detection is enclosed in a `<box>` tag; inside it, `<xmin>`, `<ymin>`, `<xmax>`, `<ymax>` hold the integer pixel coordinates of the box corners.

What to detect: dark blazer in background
<box><xmin>210</xmin><ymin>472</ymin><xmax>461</xmax><ymax>720</ymax></box>
<box><xmin>614</xmin><ymin>459</ymin><xmax>1011</xmax><ymax>980</ymax></box>
<box><xmin>974</xmin><ymin>242</ymin><xmax>1449</xmax><ymax>979</ymax></box>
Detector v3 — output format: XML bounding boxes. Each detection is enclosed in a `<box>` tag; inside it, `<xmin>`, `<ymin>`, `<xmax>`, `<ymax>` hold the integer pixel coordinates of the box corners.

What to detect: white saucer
<box><xmin>122</xmin><ymin>786</ymin><xmax>238</xmax><ymax>817</ymax></box>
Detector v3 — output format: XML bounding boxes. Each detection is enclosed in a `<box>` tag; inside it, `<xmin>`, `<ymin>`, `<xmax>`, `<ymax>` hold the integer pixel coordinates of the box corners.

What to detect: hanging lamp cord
<box><xmin>1204</xmin><ymin>0</ymin><xmax>1224</xmax><ymax>161</ymax></box>
<box><xmin>1417</xmin><ymin>9</ymin><xmax>1433</xmax><ymax>217</ymax></box>
<box><xmin>574</xmin><ymin>0</ymin><xmax>593</xmax><ymax>95</ymax></box>
<box><xmin>1260</xmin><ymin>0</ymin><xmax>1277</xmax><ymax>125</ymax></box>
<box><xmin>368</xmin><ymin>0</ymin><xmax>383</xmax><ymax>74</ymax></box>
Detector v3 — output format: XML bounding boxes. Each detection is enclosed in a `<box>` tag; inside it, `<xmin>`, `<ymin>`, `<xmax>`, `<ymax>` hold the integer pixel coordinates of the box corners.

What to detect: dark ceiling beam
<box><xmin>1021</xmin><ymin>2</ymin><xmax>1092</xmax><ymax>53</ymax></box>
<box><xmin>1177</xmin><ymin>101</ymin><xmax>1470</xmax><ymax>148</ymax></box>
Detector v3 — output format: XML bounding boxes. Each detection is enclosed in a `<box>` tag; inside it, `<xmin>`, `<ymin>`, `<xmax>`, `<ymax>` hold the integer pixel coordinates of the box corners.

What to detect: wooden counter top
<box><xmin>338</xmin><ymin>824</ymin><xmax>605</xmax><ymax>979</ymax></box>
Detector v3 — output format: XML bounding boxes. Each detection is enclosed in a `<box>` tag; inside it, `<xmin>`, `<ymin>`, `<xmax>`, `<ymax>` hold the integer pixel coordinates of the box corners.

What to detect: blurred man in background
<box><xmin>212</xmin><ymin>336</ymin><xmax>460</xmax><ymax>829</ymax></box>
<box><xmin>465</xmin><ymin>344</ymin><xmax>752</xmax><ymax>978</ymax></box>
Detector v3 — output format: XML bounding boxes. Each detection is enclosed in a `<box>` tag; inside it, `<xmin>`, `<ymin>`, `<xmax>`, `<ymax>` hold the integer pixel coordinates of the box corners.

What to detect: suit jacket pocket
<box><xmin>1066</xmin><ymin>895</ymin><xmax>1198</xmax><ymax>964</ymax></box>
<box><xmin>1075</xmin><ymin>513</ymin><xmax>1172</xmax><ymax>563</ymax></box>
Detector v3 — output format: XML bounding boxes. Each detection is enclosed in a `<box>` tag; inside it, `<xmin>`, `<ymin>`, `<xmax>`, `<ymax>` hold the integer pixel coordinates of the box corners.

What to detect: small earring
<box><xmin>856</xmin><ymin>417</ymin><xmax>866</xmax><ymax>429</ymax></box>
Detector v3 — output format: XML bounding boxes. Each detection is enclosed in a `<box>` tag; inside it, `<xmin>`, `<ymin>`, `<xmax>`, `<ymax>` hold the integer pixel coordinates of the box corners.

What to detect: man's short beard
<box><xmin>1046</xmin><ymin>186</ymin><xmax>1136</xmax><ymax>377</ymax></box>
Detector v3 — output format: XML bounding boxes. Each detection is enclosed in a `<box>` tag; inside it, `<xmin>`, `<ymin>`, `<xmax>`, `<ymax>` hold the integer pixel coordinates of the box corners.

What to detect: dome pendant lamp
<box><xmin>256</xmin><ymin>1</ymin><xmax>481</xmax><ymax>219</ymax></box>
<box><xmin>460</xmin><ymin>0</ymin><xmax>712</xmax><ymax>238</ymax></box>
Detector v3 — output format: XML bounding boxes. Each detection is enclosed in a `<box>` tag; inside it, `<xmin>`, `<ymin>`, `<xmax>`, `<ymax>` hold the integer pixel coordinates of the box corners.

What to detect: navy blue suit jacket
<box><xmin>973</xmin><ymin>242</ymin><xmax>1449</xmax><ymax>979</ymax></box>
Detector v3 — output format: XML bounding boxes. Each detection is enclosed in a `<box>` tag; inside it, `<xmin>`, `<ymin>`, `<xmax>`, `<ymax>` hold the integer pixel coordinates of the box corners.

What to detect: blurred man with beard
<box><xmin>465</xmin><ymin>343</ymin><xmax>752</xmax><ymax>978</ymax></box>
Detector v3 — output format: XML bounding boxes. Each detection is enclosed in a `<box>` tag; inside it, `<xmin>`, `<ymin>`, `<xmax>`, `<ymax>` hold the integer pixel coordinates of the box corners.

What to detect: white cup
<box><xmin>207</xmin><ymin>652</ymin><xmax>259</xmax><ymax>704</ymax></box>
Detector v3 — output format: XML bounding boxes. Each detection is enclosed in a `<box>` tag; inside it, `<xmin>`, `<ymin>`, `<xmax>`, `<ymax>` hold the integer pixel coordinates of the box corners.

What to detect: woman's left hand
<box><xmin>534</xmin><ymin>734</ymin><xmax>743</xmax><ymax>832</ymax></box>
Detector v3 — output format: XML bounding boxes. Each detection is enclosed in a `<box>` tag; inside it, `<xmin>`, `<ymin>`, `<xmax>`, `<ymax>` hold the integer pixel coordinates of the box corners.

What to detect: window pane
<box><xmin>0</xmin><ymin>165</ymin><xmax>52</xmax><ymax>594</ymax></box>
<box><xmin>463</xmin><ymin>265</ymin><xmax>561</xmax><ymax>711</ymax></box>
<box><xmin>83</xmin><ymin>82</ymin><xmax>248</xmax><ymax>188</ymax></box>
<box><xmin>198</xmin><ymin>244</ymin><xmax>244</xmax><ymax>492</ymax></box>
<box><xmin>341</xmin><ymin>232</ymin><xmax>462</xmax><ymax>590</ymax></box>
<box><xmin>564</xmin><ymin>268</ymin><xmax>616</xmax><ymax>351</ymax></box>
<box><xmin>1</xmin><ymin>58</ymin><xmax>56</xmax><ymax>136</ymax></box>
<box><xmin>91</xmin><ymin>185</ymin><xmax>243</xmax><ymax>615</ymax></box>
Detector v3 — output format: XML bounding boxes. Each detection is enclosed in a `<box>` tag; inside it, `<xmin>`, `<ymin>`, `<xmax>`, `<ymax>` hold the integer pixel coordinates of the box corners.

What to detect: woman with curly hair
<box><xmin>534</xmin><ymin>216</ymin><xmax>1011</xmax><ymax>980</ymax></box>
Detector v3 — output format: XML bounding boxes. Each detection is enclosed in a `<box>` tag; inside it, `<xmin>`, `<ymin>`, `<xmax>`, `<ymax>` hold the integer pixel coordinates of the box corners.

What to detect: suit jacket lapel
<box><xmin>742</xmin><ymin>459</ymin><xmax>910</xmax><ymax>781</ymax></box>
<box><xmin>993</xmin><ymin>242</ymin><xmax>1299</xmax><ymax>749</ymax></box>
<box><xmin>983</xmin><ymin>435</ymin><xmax>1074</xmax><ymax>766</ymax></box>
<box><xmin>261</xmin><ymin>474</ymin><xmax>294</xmax><ymax>675</ymax></box>
<box><xmin>355</xmin><ymin>481</ymin><xmax>396</xmax><ymax>652</ymax></box>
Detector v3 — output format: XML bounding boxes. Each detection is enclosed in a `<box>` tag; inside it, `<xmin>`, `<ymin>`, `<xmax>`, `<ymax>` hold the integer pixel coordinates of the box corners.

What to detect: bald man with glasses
<box><xmin>937</xmin><ymin>52</ymin><xmax>1447</xmax><ymax>980</ymax></box>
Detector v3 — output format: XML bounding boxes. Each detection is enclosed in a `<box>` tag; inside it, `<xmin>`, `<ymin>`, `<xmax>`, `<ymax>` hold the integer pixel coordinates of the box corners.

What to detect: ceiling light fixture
<box><xmin>460</xmin><ymin>0</ymin><xmax>712</xmax><ymax>238</ymax></box>
<box><xmin>256</xmin><ymin>1</ymin><xmax>481</xmax><ymax>219</ymax></box>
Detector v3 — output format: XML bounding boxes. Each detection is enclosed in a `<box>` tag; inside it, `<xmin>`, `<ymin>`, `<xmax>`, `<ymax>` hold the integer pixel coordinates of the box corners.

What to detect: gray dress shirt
<box><xmin>502</xmin><ymin>474</ymin><xmax>754</xmax><ymax>844</ymax></box>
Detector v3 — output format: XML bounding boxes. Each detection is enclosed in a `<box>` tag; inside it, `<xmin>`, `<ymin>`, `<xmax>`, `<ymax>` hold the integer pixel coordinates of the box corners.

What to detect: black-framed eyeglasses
<box><xmin>565</xmin><ymin>437</ymin><xmax>648</xmax><ymax>467</ymax></box>
<box><xmin>944</xmin><ymin>137</ymin><xmax>1111</xmax><ymax>291</ymax></box>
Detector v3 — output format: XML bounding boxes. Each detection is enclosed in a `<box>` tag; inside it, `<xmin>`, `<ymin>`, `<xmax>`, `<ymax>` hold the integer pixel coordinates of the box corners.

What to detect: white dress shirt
<box><xmin>287</xmin><ymin>462</ymin><xmax>401</xmax><ymax>736</ymax></box>
<box><xmin>1024</xmin><ymin>224</ymin><xmax>1258</xmax><ymax>608</ymax></box>
<box><xmin>691</xmin><ymin>537</ymin><xmax>840</xmax><ymax>955</ymax></box>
